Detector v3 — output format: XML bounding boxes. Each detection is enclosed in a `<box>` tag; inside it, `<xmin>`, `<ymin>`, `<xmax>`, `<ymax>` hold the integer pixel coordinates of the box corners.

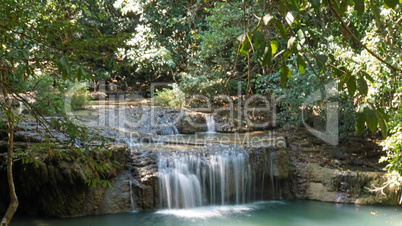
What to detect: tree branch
<box><xmin>328</xmin><ymin>0</ymin><xmax>402</xmax><ymax>72</ymax></box>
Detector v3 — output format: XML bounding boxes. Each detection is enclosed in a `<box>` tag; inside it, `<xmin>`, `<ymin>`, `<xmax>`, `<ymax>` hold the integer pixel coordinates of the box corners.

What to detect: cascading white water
<box><xmin>158</xmin><ymin>153</ymin><xmax>203</xmax><ymax>209</ymax></box>
<box><xmin>158</xmin><ymin>149</ymin><xmax>258</xmax><ymax>209</ymax></box>
<box><xmin>206</xmin><ymin>115</ymin><xmax>216</xmax><ymax>133</ymax></box>
<box><xmin>269</xmin><ymin>152</ymin><xmax>275</xmax><ymax>199</ymax></box>
<box><xmin>18</xmin><ymin>101</ymin><xmax>23</xmax><ymax>114</ymax></box>
<box><xmin>129</xmin><ymin>180</ymin><xmax>135</xmax><ymax>210</ymax></box>
<box><xmin>159</xmin><ymin>123</ymin><xmax>179</xmax><ymax>135</ymax></box>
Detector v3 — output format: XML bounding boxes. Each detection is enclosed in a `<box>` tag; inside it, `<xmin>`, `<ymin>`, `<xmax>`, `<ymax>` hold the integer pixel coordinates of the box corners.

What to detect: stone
<box><xmin>175</xmin><ymin>113</ymin><xmax>206</xmax><ymax>134</ymax></box>
<box><xmin>108</xmin><ymin>83</ymin><xmax>117</xmax><ymax>92</ymax></box>
<box><xmin>0</xmin><ymin>144</ymin><xmax>130</xmax><ymax>217</ymax></box>
<box><xmin>88</xmin><ymin>92</ymin><xmax>108</xmax><ymax>100</ymax></box>
<box><xmin>290</xmin><ymin>161</ymin><xmax>400</xmax><ymax>205</ymax></box>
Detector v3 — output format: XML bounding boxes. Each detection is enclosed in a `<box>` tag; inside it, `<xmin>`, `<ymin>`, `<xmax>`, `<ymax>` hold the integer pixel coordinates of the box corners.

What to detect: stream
<box><xmin>13</xmin><ymin>200</ymin><xmax>402</xmax><ymax>226</ymax></box>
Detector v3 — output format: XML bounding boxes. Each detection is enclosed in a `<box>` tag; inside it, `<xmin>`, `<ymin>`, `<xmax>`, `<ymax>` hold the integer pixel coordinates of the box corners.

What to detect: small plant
<box><xmin>71</xmin><ymin>86</ymin><xmax>90</xmax><ymax>110</ymax></box>
<box><xmin>153</xmin><ymin>83</ymin><xmax>185</xmax><ymax>107</ymax></box>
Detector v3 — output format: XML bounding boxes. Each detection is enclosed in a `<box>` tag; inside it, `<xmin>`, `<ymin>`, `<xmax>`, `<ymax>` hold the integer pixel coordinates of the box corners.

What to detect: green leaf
<box><xmin>280</xmin><ymin>64</ymin><xmax>291</xmax><ymax>88</ymax></box>
<box><xmin>347</xmin><ymin>75</ymin><xmax>357</xmax><ymax>97</ymax></box>
<box><xmin>85</xmin><ymin>146</ymin><xmax>89</xmax><ymax>156</ymax></box>
<box><xmin>309</xmin><ymin>0</ymin><xmax>321</xmax><ymax>10</ymax></box>
<box><xmin>263</xmin><ymin>44</ymin><xmax>273</xmax><ymax>66</ymax></box>
<box><xmin>316</xmin><ymin>54</ymin><xmax>327</xmax><ymax>70</ymax></box>
<box><xmin>278</xmin><ymin>2</ymin><xmax>288</xmax><ymax>15</ymax></box>
<box><xmin>253</xmin><ymin>31</ymin><xmax>265</xmax><ymax>50</ymax></box>
<box><xmin>252</xmin><ymin>22</ymin><xmax>263</xmax><ymax>35</ymax></box>
<box><xmin>239</xmin><ymin>34</ymin><xmax>250</xmax><ymax>57</ymax></box>
<box><xmin>361</xmin><ymin>71</ymin><xmax>374</xmax><ymax>83</ymax></box>
<box><xmin>362</xmin><ymin>103</ymin><xmax>377</xmax><ymax>133</ymax></box>
<box><xmin>355</xmin><ymin>112</ymin><xmax>365</xmax><ymax>135</ymax></box>
<box><xmin>339</xmin><ymin>0</ymin><xmax>350</xmax><ymax>15</ymax></box>
<box><xmin>332</xmin><ymin>0</ymin><xmax>341</xmax><ymax>12</ymax></box>
<box><xmin>354</xmin><ymin>0</ymin><xmax>365</xmax><ymax>16</ymax></box>
<box><xmin>59</xmin><ymin>56</ymin><xmax>71</xmax><ymax>79</ymax></box>
<box><xmin>271</xmin><ymin>40</ymin><xmax>278</xmax><ymax>54</ymax></box>
<box><xmin>288</xmin><ymin>0</ymin><xmax>301</xmax><ymax>12</ymax></box>
<box><xmin>275</xmin><ymin>20</ymin><xmax>288</xmax><ymax>41</ymax></box>
<box><xmin>282</xmin><ymin>49</ymin><xmax>292</xmax><ymax>61</ymax></box>
<box><xmin>337</xmin><ymin>70</ymin><xmax>349</xmax><ymax>91</ymax></box>
<box><xmin>22</xmin><ymin>50</ymin><xmax>29</xmax><ymax>60</ymax></box>
<box><xmin>333</xmin><ymin>66</ymin><xmax>346</xmax><ymax>78</ymax></box>
<box><xmin>257</xmin><ymin>42</ymin><xmax>272</xmax><ymax>67</ymax></box>
<box><xmin>356</xmin><ymin>76</ymin><xmax>368</xmax><ymax>96</ymax></box>
<box><xmin>75</xmin><ymin>66</ymin><xmax>83</xmax><ymax>81</ymax></box>
<box><xmin>384</xmin><ymin>0</ymin><xmax>399</xmax><ymax>9</ymax></box>
<box><xmin>59</xmin><ymin>56</ymin><xmax>67</xmax><ymax>66</ymax></box>
<box><xmin>307</xmin><ymin>28</ymin><xmax>318</xmax><ymax>47</ymax></box>
<box><xmin>98</xmin><ymin>13</ymin><xmax>105</xmax><ymax>20</ymax></box>
<box><xmin>80</xmin><ymin>67</ymin><xmax>88</xmax><ymax>79</ymax></box>
<box><xmin>100</xmin><ymin>140</ymin><xmax>106</xmax><ymax>148</ymax></box>
<box><xmin>297</xmin><ymin>54</ymin><xmax>306</xmax><ymax>73</ymax></box>
<box><xmin>375</xmin><ymin>108</ymin><xmax>388</xmax><ymax>138</ymax></box>
<box><xmin>376</xmin><ymin>107</ymin><xmax>389</xmax><ymax>122</ymax></box>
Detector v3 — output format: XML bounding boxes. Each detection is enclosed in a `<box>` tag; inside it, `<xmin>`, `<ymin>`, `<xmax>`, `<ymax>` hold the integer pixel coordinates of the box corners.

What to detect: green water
<box><xmin>12</xmin><ymin>200</ymin><xmax>402</xmax><ymax>226</ymax></box>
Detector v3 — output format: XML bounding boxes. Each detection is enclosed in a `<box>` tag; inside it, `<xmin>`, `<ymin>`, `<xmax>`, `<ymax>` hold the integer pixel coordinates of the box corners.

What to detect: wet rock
<box><xmin>0</xmin><ymin>144</ymin><xmax>130</xmax><ymax>217</ymax></box>
<box><xmin>88</xmin><ymin>92</ymin><xmax>108</xmax><ymax>100</ymax></box>
<box><xmin>290</xmin><ymin>162</ymin><xmax>400</xmax><ymax>205</ymax></box>
<box><xmin>175</xmin><ymin>113</ymin><xmax>206</xmax><ymax>134</ymax></box>
<box><xmin>95</xmin><ymin>171</ymin><xmax>132</xmax><ymax>214</ymax></box>
<box><xmin>129</xmin><ymin>148</ymin><xmax>159</xmax><ymax>209</ymax></box>
<box><xmin>107</xmin><ymin>83</ymin><xmax>117</xmax><ymax>92</ymax></box>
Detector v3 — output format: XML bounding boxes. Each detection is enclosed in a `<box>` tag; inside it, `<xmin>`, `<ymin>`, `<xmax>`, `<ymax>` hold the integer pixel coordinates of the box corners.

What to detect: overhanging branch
<box><xmin>328</xmin><ymin>0</ymin><xmax>402</xmax><ymax>72</ymax></box>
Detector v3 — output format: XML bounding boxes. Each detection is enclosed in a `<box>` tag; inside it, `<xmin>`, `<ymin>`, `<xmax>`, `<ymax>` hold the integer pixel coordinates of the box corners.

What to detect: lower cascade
<box><xmin>158</xmin><ymin>148</ymin><xmax>265</xmax><ymax>209</ymax></box>
<box><xmin>205</xmin><ymin>115</ymin><xmax>216</xmax><ymax>133</ymax></box>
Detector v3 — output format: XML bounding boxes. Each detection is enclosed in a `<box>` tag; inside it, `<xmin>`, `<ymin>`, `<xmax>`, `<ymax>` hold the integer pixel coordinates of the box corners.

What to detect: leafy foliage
<box><xmin>0</xmin><ymin>3</ymin><xmax>125</xmax><ymax>223</ymax></box>
<box><xmin>153</xmin><ymin>83</ymin><xmax>185</xmax><ymax>107</ymax></box>
<box><xmin>27</xmin><ymin>76</ymin><xmax>89</xmax><ymax>115</ymax></box>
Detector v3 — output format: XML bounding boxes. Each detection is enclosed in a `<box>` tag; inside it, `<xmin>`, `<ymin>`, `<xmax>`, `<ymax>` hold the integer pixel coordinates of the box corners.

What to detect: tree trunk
<box><xmin>0</xmin><ymin>70</ymin><xmax>18</xmax><ymax>226</ymax></box>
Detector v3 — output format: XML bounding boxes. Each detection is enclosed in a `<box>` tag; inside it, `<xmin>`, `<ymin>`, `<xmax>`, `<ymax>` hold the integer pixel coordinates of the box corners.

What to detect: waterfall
<box><xmin>158</xmin><ymin>148</ymin><xmax>263</xmax><ymax>209</ymax></box>
<box><xmin>269</xmin><ymin>152</ymin><xmax>275</xmax><ymax>199</ymax></box>
<box><xmin>206</xmin><ymin>115</ymin><xmax>216</xmax><ymax>133</ymax></box>
<box><xmin>159</xmin><ymin>123</ymin><xmax>179</xmax><ymax>135</ymax></box>
<box><xmin>18</xmin><ymin>101</ymin><xmax>23</xmax><ymax>114</ymax></box>
<box><xmin>158</xmin><ymin>153</ymin><xmax>203</xmax><ymax>209</ymax></box>
<box><xmin>129</xmin><ymin>180</ymin><xmax>135</xmax><ymax>210</ymax></box>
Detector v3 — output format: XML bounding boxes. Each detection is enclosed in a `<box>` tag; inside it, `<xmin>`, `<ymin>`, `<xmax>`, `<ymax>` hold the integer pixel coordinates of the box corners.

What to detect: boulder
<box><xmin>88</xmin><ymin>92</ymin><xmax>107</xmax><ymax>100</ymax></box>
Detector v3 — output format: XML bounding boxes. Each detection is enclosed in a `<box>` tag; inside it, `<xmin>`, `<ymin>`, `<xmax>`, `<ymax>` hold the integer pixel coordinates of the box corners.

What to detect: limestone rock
<box><xmin>175</xmin><ymin>113</ymin><xmax>206</xmax><ymax>134</ymax></box>
<box><xmin>290</xmin><ymin>162</ymin><xmax>400</xmax><ymax>205</ymax></box>
<box><xmin>88</xmin><ymin>92</ymin><xmax>107</xmax><ymax>100</ymax></box>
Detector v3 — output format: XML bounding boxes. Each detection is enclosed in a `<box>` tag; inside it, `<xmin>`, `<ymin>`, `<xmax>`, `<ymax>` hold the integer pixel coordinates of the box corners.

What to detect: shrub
<box><xmin>153</xmin><ymin>83</ymin><xmax>185</xmax><ymax>107</ymax></box>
